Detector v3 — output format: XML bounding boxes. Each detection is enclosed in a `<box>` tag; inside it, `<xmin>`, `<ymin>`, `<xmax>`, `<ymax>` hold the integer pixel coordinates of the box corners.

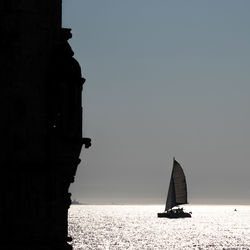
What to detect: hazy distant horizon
<box><xmin>72</xmin><ymin>197</ymin><xmax>250</xmax><ymax>206</ymax></box>
<box><xmin>63</xmin><ymin>0</ymin><xmax>250</xmax><ymax>205</ymax></box>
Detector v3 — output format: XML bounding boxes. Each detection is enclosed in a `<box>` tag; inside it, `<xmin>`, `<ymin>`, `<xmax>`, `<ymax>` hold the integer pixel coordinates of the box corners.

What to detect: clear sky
<box><xmin>63</xmin><ymin>0</ymin><xmax>250</xmax><ymax>204</ymax></box>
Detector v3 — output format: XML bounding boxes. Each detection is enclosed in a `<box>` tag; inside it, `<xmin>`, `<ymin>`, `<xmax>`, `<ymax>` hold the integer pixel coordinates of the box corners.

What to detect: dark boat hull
<box><xmin>157</xmin><ymin>211</ymin><xmax>191</xmax><ymax>218</ymax></box>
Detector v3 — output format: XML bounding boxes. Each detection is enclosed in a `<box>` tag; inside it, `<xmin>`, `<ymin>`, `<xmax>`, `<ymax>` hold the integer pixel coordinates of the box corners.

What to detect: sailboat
<box><xmin>158</xmin><ymin>158</ymin><xmax>191</xmax><ymax>218</ymax></box>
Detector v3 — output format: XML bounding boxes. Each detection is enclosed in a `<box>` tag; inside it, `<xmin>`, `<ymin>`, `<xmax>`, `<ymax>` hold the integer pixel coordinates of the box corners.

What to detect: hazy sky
<box><xmin>62</xmin><ymin>0</ymin><xmax>250</xmax><ymax>204</ymax></box>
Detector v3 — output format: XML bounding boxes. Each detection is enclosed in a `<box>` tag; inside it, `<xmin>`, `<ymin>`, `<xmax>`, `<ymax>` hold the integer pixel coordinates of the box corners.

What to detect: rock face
<box><xmin>0</xmin><ymin>1</ymin><xmax>90</xmax><ymax>249</ymax></box>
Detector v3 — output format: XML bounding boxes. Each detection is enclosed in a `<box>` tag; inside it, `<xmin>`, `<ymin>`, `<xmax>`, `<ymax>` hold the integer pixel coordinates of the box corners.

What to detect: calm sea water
<box><xmin>68</xmin><ymin>205</ymin><xmax>250</xmax><ymax>250</ymax></box>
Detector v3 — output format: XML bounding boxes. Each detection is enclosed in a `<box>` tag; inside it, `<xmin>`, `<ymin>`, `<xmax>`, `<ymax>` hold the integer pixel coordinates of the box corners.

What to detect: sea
<box><xmin>68</xmin><ymin>205</ymin><xmax>250</xmax><ymax>250</ymax></box>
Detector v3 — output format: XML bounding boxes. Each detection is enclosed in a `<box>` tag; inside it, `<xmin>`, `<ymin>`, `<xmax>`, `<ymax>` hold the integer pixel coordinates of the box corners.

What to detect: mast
<box><xmin>165</xmin><ymin>158</ymin><xmax>177</xmax><ymax>211</ymax></box>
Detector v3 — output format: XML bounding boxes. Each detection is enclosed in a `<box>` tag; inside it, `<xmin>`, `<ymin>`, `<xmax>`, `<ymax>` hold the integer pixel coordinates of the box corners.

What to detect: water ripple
<box><xmin>68</xmin><ymin>205</ymin><xmax>250</xmax><ymax>249</ymax></box>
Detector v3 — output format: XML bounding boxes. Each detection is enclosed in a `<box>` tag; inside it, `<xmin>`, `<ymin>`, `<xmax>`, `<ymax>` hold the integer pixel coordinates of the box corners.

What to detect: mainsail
<box><xmin>165</xmin><ymin>158</ymin><xmax>188</xmax><ymax>211</ymax></box>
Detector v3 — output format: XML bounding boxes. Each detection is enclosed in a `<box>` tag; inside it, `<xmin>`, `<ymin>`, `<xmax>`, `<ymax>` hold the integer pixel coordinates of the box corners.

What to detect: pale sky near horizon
<box><xmin>62</xmin><ymin>0</ymin><xmax>250</xmax><ymax>204</ymax></box>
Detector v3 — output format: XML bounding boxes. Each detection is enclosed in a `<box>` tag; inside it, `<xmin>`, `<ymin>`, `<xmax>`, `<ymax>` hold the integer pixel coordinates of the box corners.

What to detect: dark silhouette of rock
<box><xmin>0</xmin><ymin>1</ymin><xmax>90</xmax><ymax>249</ymax></box>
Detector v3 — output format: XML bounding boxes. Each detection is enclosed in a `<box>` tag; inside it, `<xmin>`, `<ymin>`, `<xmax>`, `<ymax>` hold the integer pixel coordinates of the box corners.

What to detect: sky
<box><xmin>62</xmin><ymin>0</ymin><xmax>250</xmax><ymax>205</ymax></box>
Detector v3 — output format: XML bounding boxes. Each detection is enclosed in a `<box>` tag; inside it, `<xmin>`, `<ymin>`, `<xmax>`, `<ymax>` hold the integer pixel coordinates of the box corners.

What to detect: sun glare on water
<box><xmin>68</xmin><ymin>205</ymin><xmax>250</xmax><ymax>249</ymax></box>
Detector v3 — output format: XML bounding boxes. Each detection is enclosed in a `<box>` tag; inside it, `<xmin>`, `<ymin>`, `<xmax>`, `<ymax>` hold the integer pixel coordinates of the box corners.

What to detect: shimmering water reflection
<box><xmin>68</xmin><ymin>205</ymin><xmax>250</xmax><ymax>249</ymax></box>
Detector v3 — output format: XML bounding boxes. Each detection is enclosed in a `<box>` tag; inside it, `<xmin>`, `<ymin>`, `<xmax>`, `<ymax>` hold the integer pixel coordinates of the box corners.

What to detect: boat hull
<box><xmin>157</xmin><ymin>212</ymin><xmax>191</xmax><ymax>218</ymax></box>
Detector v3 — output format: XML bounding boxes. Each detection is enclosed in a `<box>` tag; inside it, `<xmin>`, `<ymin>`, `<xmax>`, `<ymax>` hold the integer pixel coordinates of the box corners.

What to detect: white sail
<box><xmin>165</xmin><ymin>158</ymin><xmax>188</xmax><ymax>211</ymax></box>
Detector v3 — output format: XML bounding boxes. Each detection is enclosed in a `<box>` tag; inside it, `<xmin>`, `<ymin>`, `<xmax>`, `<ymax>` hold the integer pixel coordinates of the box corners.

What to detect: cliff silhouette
<box><xmin>0</xmin><ymin>1</ymin><xmax>90</xmax><ymax>249</ymax></box>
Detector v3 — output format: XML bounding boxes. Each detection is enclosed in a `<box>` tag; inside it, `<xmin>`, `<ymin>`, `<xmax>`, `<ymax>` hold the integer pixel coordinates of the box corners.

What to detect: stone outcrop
<box><xmin>0</xmin><ymin>1</ymin><xmax>90</xmax><ymax>249</ymax></box>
